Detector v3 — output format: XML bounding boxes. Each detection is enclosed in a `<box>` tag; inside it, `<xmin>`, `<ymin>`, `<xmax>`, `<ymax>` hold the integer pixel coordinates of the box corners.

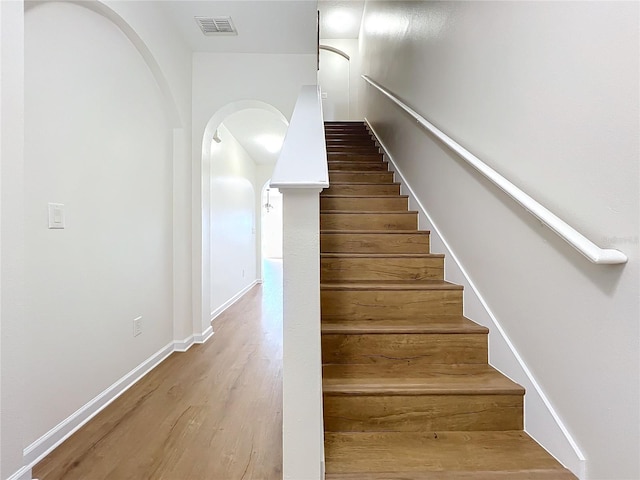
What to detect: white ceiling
<box><xmin>159</xmin><ymin>1</ymin><xmax>319</xmax><ymax>54</ymax></box>
<box><xmin>318</xmin><ymin>0</ymin><xmax>364</xmax><ymax>39</ymax></box>
<box><xmin>157</xmin><ymin>1</ymin><xmax>363</xmax><ymax>166</ymax></box>
<box><xmin>222</xmin><ymin>109</ymin><xmax>289</xmax><ymax>165</ymax></box>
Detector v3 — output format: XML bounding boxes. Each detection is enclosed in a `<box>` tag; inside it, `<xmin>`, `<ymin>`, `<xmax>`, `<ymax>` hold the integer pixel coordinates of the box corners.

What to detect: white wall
<box><xmin>100</xmin><ymin>0</ymin><xmax>194</xmax><ymax>345</ymax></box>
<box><xmin>192</xmin><ymin>52</ymin><xmax>316</xmax><ymax>335</ymax></box>
<box><xmin>24</xmin><ymin>0</ymin><xmax>174</xmax><ymax>444</ymax></box>
<box><xmin>360</xmin><ymin>2</ymin><xmax>639</xmax><ymax>479</ymax></box>
<box><xmin>0</xmin><ymin>1</ymin><xmax>193</xmax><ymax>477</ymax></box>
<box><xmin>210</xmin><ymin>124</ymin><xmax>257</xmax><ymax>316</ymax></box>
<box><xmin>1</xmin><ymin>1</ymin><xmax>27</xmax><ymax>477</ymax></box>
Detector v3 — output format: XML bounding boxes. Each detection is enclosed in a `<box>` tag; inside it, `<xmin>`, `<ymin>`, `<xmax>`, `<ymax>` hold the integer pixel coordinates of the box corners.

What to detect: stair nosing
<box><xmin>321</xmin><ymin>280</ymin><xmax>463</xmax><ymax>291</ymax></box>
<box><xmin>321</xmin><ymin>253</ymin><xmax>443</xmax><ymax>258</ymax></box>
<box><xmin>321</xmin><ymin>210</ymin><xmax>418</xmax><ymax>215</ymax></box>
<box><xmin>321</xmin><ymin>195</ymin><xmax>409</xmax><ymax>199</ymax></box>
<box><xmin>321</xmin><ymin>230</ymin><xmax>430</xmax><ymax>234</ymax></box>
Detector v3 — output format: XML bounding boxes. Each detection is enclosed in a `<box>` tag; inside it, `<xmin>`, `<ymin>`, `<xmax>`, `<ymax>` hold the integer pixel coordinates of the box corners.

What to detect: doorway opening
<box><xmin>261</xmin><ymin>181</ymin><xmax>283</xmax><ymax>261</ymax></box>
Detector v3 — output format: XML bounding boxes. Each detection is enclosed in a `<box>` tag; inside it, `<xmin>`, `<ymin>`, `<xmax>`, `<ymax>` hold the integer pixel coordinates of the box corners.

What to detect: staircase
<box><xmin>320</xmin><ymin>121</ymin><xmax>576</xmax><ymax>479</ymax></box>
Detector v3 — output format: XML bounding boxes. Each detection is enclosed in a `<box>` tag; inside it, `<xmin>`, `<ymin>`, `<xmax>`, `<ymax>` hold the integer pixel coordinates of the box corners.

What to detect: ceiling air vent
<box><xmin>195</xmin><ymin>16</ymin><xmax>238</xmax><ymax>36</ymax></box>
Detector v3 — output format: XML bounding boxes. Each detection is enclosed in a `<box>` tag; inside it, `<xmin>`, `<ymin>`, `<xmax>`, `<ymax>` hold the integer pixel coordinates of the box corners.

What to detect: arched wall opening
<box><xmin>202</xmin><ymin>102</ymin><xmax>288</xmax><ymax>323</ymax></box>
<box><xmin>319</xmin><ymin>45</ymin><xmax>351</xmax><ymax>120</ymax></box>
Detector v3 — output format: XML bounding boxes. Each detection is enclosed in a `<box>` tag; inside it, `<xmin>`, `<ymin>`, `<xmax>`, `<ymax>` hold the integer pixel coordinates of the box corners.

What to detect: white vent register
<box><xmin>194</xmin><ymin>16</ymin><xmax>237</xmax><ymax>35</ymax></box>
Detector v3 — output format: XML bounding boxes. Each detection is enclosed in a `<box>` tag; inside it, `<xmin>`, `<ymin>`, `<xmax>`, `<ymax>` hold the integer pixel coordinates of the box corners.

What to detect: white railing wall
<box><xmin>362</xmin><ymin>75</ymin><xmax>627</xmax><ymax>265</ymax></box>
<box><xmin>270</xmin><ymin>85</ymin><xmax>329</xmax><ymax>479</ymax></box>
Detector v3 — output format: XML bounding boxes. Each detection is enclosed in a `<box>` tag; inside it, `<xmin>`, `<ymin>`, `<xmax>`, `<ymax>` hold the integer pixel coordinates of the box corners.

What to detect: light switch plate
<box><xmin>48</xmin><ymin>203</ymin><xmax>65</xmax><ymax>229</ymax></box>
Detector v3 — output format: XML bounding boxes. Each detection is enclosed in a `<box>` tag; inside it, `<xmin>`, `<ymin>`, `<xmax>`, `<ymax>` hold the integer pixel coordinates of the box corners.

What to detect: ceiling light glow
<box><xmin>257</xmin><ymin>134</ymin><xmax>283</xmax><ymax>153</ymax></box>
<box><xmin>326</xmin><ymin>10</ymin><xmax>355</xmax><ymax>34</ymax></box>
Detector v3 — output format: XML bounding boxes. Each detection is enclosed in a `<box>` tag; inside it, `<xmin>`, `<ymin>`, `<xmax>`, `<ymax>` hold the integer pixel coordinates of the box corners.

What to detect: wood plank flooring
<box><xmin>33</xmin><ymin>261</ymin><xmax>283</xmax><ymax>480</ymax></box>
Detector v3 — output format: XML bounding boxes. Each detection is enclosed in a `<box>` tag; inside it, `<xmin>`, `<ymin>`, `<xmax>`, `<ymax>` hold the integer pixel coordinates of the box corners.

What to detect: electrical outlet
<box><xmin>133</xmin><ymin>316</ymin><xmax>142</xmax><ymax>337</ymax></box>
<box><xmin>242</xmin><ymin>269</ymin><xmax>245</xmax><ymax>278</ymax></box>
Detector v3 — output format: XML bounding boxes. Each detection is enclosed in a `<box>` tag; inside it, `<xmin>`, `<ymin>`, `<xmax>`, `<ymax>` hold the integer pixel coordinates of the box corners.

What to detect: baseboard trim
<box><xmin>6</xmin><ymin>466</ymin><xmax>32</xmax><ymax>480</ymax></box>
<box><xmin>174</xmin><ymin>325</ymin><xmax>214</xmax><ymax>352</ymax></box>
<box><xmin>365</xmin><ymin>118</ymin><xmax>586</xmax><ymax>479</ymax></box>
<box><xmin>22</xmin><ymin>340</ymin><xmax>175</xmax><ymax>469</ymax></box>
<box><xmin>210</xmin><ymin>279</ymin><xmax>259</xmax><ymax>321</ymax></box>
<box><xmin>17</xmin><ymin>283</ymin><xmax>259</xmax><ymax>478</ymax></box>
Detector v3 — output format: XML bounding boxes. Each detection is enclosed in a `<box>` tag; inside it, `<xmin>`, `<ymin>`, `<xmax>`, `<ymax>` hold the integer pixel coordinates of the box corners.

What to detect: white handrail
<box><xmin>362</xmin><ymin>75</ymin><xmax>627</xmax><ymax>265</ymax></box>
<box><xmin>271</xmin><ymin>85</ymin><xmax>329</xmax><ymax>189</ymax></box>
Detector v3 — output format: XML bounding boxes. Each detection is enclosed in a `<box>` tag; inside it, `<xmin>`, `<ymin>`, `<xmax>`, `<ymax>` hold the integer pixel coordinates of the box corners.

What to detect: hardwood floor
<box><xmin>33</xmin><ymin>260</ymin><xmax>283</xmax><ymax>480</ymax></box>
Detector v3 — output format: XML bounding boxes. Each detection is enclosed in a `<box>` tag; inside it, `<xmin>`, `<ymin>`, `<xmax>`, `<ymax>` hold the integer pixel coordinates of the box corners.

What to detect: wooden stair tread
<box><xmin>321</xmin><ymin>317</ymin><xmax>488</xmax><ymax>334</ymax></box>
<box><xmin>328</xmin><ymin>170</ymin><xmax>387</xmax><ymax>174</ymax></box>
<box><xmin>324</xmin><ymin>431</ymin><xmax>573</xmax><ymax>475</ymax></box>
<box><xmin>322</xmin><ymin>195</ymin><xmax>407</xmax><ymax>199</ymax></box>
<box><xmin>325</xmin><ymin>469</ymin><xmax>576</xmax><ymax>479</ymax></box>
<box><xmin>321</xmin><ymin>252</ymin><xmax>443</xmax><ymax>258</ymax></box>
<box><xmin>325</xmin><ymin>182</ymin><xmax>400</xmax><ymax>186</ymax></box>
<box><xmin>321</xmin><ymin>210</ymin><xmax>418</xmax><ymax>214</ymax></box>
<box><xmin>321</xmin><ymin>229</ymin><xmax>430</xmax><ymax>235</ymax></box>
<box><xmin>322</xmin><ymin>364</ymin><xmax>524</xmax><ymax>395</ymax></box>
<box><xmin>321</xmin><ymin>280</ymin><xmax>463</xmax><ymax>291</ymax></box>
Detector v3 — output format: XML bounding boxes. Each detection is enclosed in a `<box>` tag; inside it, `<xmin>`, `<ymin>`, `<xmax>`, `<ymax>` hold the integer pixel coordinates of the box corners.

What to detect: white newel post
<box><xmin>281</xmin><ymin>188</ymin><xmax>324</xmax><ymax>479</ymax></box>
<box><xmin>270</xmin><ymin>85</ymin><xmax>328</xmax><ymax>480</ymax></box>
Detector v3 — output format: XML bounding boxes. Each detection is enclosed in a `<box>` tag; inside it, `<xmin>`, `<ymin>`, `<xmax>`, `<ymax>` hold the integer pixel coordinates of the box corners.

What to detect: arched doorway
<box><xmin>319</xmin><ymin>45</ymin><xmax>351</xmax><ymax>120</ymax></box>
<box><xmin>202</xmin><ymin>102</ymin><xmax>288</xmax><ymax>321</ymax></box>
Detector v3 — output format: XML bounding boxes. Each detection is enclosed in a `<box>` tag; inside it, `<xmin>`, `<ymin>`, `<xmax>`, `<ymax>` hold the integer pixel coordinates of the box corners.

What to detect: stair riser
<box><xmin>321</xmin><ymin>233</ymin><xmax>430</xmax><ymax>254</ymax></box>
<box><xmin>321</xmin><ymin>333</ymin><xmax>487</xmax><ymax>365</ymax></box>
<box><xmin>325</xmin><ymin>133</ymin><xmax>375</xmax><ymax>144</ymax></box>
<box><xmin>321</xmin><ymin>290</ymin><xmax>463</xmax><ymax>318</ymax></box>
<box><xmin>323</xmin><ymin>395</ymin><xmax>523</xmax><ymax>432</ymax></box>
<box><xmin>328</xmin><ymin>162</ymin><xmax>388</xmax><ymax>171</ymax></box>
<box><xmin>325</xmin><ymin>125</ymin><xmax>368</xmax><ymax>131</ymax></box>
<box><xmin>321</xmin><ymin>197</ymin><xmax>407</xmax><ymax>212</ymax></box>
<box><xmin>329</xmin><ymin>172</ymin><xmax>394</xmax><ymax>183</ymax></box>
<box><xmin>327</xmin><ymin>153</ymin><xmax>384</xmax><ymax>162</ymax></box>
<box><xmin>321</xmin><ymin>213</ymin><xmax>417</xmax><ymax>230</ymax></box>
<box><xmin>322</xmin><ymin>184</ymin><xmax>401</xmax><ymax>196</ymax></box>
<box><xmin>321</xmin><ymin>257</ymin><xmax>444</xmax><ymax>281</ymax></box>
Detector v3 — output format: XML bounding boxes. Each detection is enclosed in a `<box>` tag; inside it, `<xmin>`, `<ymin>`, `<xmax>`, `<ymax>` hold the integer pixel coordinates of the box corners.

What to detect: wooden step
<box><xmin>321</xmin><ymin>281</ymin><xmax>463</xmax><ymax>319</ymax></box>
<box><xmin>327</xmin><ymin>138</ymin><xmax>375</xmax><ymax>145</ymax></box>
<box><xmin>321</xmin><ymin>196</ymin><xmax>408</xmax><ymax>212</ymax></box>
<box><xmin>321</xmin><ymin>316</ymin><xmax>485</xmax><ymax>366</ymax></box>
<box><xmin>323</xmin><ymin>183</ymin><xmax>401</xmax><ymax>196</ymax></box>
<box><xmin>321</xmin><ymin>317</ymin><xmax>488</xmax><ymax>334</ymax></box>
<box><xmin>328</xmin><ymin>153</ymin><xmax>384</xmax><ymax>162</ymax></box>
<box><xmin>323</xmin><ymin>364</ymin><xmax>523</xmax><ymax>432</ymax></box>
<box><xmin>320</xmin><ymin>211</ymin><xmax>418</xmax><ymax>230</ymax></box>
<box><xmin>328</xmin><ymin>147</ymin><xmax>380</xmax><ymax>154</ymax></box>
<box><xmin>321</xmin><ymin>253</ymin><xmax>444</xmax><ymax>281</ymax></box>
<box><xmin>323</xmin><ymin>362</ymin><xmax>515</xmax><ymax>390</ymax></box>
<box><xmin>326</xmin><ymin>472</ymin><xmax>576</xmax><ymax>480</ymax></box>
<box><xmin>321</xmin><ymin>231</ymin><xmax>430</xmax><ymax>254</ymax></box>
<box><xmin>325</xmin><ymin>122</ymin><xmax>367</xmax><ymax>130</ymax></box>
<box><xmin>325</xmin><ymin>131</ymin><xmax>370</xmax><ymax>137</ymax></box>
<box><xmin>327</xmin><ymin>161</ymin><xmax>388</xmax><ymax>171</ymax></box>
<box><xmin>329</xmin><ymin>171</ymin><xmax>394</xmax><ymax>184</ymax></box>
<box><xmin>324</xmin><ymin>431</ymin><xmax>576</xmax><ymax>477</ymax></box>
